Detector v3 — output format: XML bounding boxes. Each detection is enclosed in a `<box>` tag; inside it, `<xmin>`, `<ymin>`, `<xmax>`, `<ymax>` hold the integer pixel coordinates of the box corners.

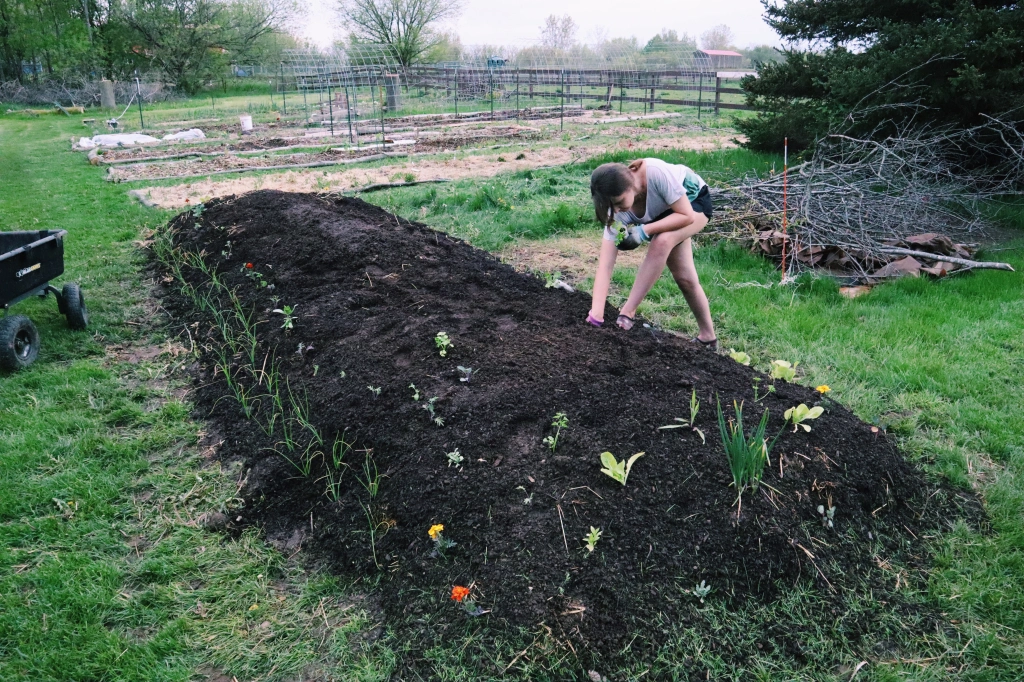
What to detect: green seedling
<box><xmin>191</xmin><ymin>202</ymin><xmax>204</xmax><ymax>218</ymax></box>
<box><xmin>769</xmin><ymin>359</ymin><xmax>799</xmax><ymax>382</ymax></box>
<box><xmin>457</xmin><ymin>366</ymin><xmax>474</xmax><ymax>383</ymax></box>
<box><xmin>753</xmin><ymin>377</ymin><xmax>775</xmax><ymax>402</ymax></box>
<box><xmin>544</xmin><ymin>270</ymin><xmax>563</xmax><ymax>288</ymax></box>
<box><xmin>273</xmin><ymin>304</ymin><xmax>297</xmax><ymax>330</ymax></box>
<box><xmin>435</xmin><ymin>331</ymin><xmax>453</xmax><ymax>357</ymax></box>
<box><xmin>542</xmin><ymin>412</ymin><xmax>569</xmax><ymax>452</ymax></box>
<box><xmin>785</xmin><ymin>403</ymin><xmax>824</xmax><ymax>432</ymax></box>
<box><xmin>583</xmin><ymin>526</ymin><xmax>602</xmax><ymax>553</ymax></box>
<box><xmin>423</xmin><ymin>397</ymin><xmax>444</xmax><ymax>426</ymax></box>
<box><xmin>313</xmin><ymin>365</ymin><xmax>319</xmax><ymax>376</ymax></box>
<box><xmin>323</xmin><ymin>432</ymin><xmax>353</xmax><ymax>502</ymax></box>
<box><xmin>818</xmin><ymin>504</ymin><xmax>836</xmax><ymax>529</ymax></box>
<box><xmin>354</xmin><ymin>450</ymin><xmax>381</xmax><ymax>499</ymax></box>
<box><xmin>445</xmin><ymin>449</ymin><xmax>463</xmax><ymax>467</ymax></box>
<box><xmin>657</xmin><ymin>389</ymin><xmax>705</xmax><ymax>444</ymax></box>
<box><xmin>717</xmin><ymin>400</ymin><xmax>781</xmax><ymax>509</ymax></box>
<box><xmin>409</xmin><ymin>383</ymin><xmax>421</xmax><ymax>400</ymax></box>
<box><xmin>728</xmin><ymin>348</ymin><xmax>751</xmax><ymax>365</ymax></box>
<box><xmin>599</xmin><ymin>451</ymin><xmax>645</xmax><ymax>486</ymax></box>
<box><xmin>693</xmin><ymin>580</ymin><xmax>712</xmax><ymax>603</ymax></box>
<box><xmin>368</xmin><ymin>385</ymin><xmax>381</xmax><ymax>397</ymax></box>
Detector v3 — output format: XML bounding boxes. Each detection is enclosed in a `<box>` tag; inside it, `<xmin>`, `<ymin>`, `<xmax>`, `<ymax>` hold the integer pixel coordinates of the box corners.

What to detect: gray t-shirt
<box><xmin>603</xmin><ymin>158</ymin><xmax>707</xmax><ymax>240</ymax></box>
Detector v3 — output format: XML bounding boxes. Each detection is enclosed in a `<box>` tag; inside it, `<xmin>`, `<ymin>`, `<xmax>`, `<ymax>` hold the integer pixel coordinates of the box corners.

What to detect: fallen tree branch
<box><xmin>878</xmin><ymin>247</ymin><xmax>1015</xmax><ymax>272</ymax></box>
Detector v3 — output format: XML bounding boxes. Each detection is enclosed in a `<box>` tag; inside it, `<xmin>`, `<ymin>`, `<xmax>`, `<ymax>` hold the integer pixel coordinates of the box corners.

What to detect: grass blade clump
<box><xmin>716</xmin><ymin>399</ymin><xmax>775</xmax><ymax>497</ymax></box>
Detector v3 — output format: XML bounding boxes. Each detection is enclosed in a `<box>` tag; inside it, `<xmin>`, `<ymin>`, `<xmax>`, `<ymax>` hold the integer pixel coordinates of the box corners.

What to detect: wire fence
<box><xmin>278</xmin><ymin>44</ymin><xmax>752</xmax><ymax>140</ymax></box>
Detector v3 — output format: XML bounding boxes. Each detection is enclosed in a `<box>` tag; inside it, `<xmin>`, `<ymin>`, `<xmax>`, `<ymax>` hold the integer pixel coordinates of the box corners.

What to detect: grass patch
<box><xmin>0</xmin><ymin>114</ymin><xmax>392</xmax><ymax>681</ymax></box>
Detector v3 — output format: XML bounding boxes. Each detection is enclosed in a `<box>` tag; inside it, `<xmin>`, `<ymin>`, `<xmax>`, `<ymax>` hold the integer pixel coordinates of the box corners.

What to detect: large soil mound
<box><xmin>160</xmin><ymin>190</ymin><xmax>959</xmax><ymax>663</ymax></box>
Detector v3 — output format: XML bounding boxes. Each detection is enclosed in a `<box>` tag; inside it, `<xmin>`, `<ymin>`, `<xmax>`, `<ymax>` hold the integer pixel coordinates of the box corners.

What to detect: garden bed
<box><xmin>156</xmin><ymin>190</ymin><xmax>974</xmax><ymax>673</ymax></box>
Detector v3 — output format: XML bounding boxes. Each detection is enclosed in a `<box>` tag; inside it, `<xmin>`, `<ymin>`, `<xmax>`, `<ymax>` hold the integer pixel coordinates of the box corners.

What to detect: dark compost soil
<box><xmin>158</xmin><ymin>190</ymin><xmax>976</xmax><ymax>672</ymax></box>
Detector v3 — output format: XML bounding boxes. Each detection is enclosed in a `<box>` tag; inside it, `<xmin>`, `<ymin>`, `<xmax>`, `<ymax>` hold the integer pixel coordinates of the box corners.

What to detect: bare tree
<box><xmin>539</xmin><ymin>14</ymin><xmax>577</xmax><ymax>51</ymax></box>
<box><xmin>338</xmin><ymin>0</ymin><xmax>461</xmax><ymax>67</ymax></box>
<box><xmin>700</xmin><ymin>24</ymin><xmax>734</xmax><ymax>50</ymax></box>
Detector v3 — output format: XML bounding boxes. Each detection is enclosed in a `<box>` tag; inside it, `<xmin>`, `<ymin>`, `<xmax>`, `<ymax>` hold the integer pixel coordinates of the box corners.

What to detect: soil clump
<box><xmin>158</xmin><ymin>190</ymin><xmax>975</xmax><ymax>670</ymax></box>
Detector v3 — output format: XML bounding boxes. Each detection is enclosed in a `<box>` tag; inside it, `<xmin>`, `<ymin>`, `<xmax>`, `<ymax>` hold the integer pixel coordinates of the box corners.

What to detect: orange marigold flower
<box><xmin>815</xmin><ymin>385</ymin><xmax>831</xmax><ymax>394</ymax></box>
<box><xmin>245</xmin><ymin>262</ymin><xmax>254</xmax><ymax>269</ymax></box>
<box><xmin>428</xmin><ymin>524</ymin><xmax>444</xmax><ymax>540</ymax></box>
<box><xmin>451</xmin><ymin>585</ymin><xmax>470</xmax><ymax>602</ymax></box>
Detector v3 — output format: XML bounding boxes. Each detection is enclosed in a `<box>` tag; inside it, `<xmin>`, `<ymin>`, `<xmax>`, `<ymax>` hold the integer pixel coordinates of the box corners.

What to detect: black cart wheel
<box><xmin>0</xmin><ymin>315</ymin><xmax>40</xmax><ymax>371</ymax></box>
<box><xmin>61</xmin><ymin>283</ymin><xmax>88</xmax><ymax>330</ymax></box>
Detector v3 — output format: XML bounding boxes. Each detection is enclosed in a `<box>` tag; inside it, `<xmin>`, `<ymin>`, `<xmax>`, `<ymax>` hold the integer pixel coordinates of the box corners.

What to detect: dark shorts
<box><xmin>691</xmin><ymin>185</ymin><xmax>713</xmax><ymax>220</ymax></box>
<box><xmin>652</xmin><ymin>185</ymin><xmax>713</xmax><ymax>223</ymax></box>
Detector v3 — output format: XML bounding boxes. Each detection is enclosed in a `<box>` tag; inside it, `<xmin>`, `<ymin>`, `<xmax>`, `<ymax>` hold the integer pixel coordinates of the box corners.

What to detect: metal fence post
<box><xmin>454</xmin><ymin>67</ymin><xmax>458</xmax><ymax>118</ymax></box>
<box><xmin>515</xmin><ymin>68</ymin><xmax>520</xmax><ymax>118</ymax></box>
<box><xmin>327</xmin><ymin>80</ymin><xmax>334</xmax><ymax>136</ymax></box>
<box><xmin>715</xmin><ymin>76</ymin><xmax>721</xmax><ymax>116</ymax></box>
<box><xmin>560</xmin><ymin>69</ymin><xmax>564</xmax><ymax>131</ymax></box>
<box><xmin>345</xmin><ymin>83</ymin><xmax>354</xmax><ymax>143</ymax></box>
<box><xmin>489</xmin><ymin>69</ymin><xmax>494</xmax><ymax>120</ymax></box>
<box><xmin>697</xmin><ymin>71</ymin><xmax>703</xmax><ymax>121</ymax></box>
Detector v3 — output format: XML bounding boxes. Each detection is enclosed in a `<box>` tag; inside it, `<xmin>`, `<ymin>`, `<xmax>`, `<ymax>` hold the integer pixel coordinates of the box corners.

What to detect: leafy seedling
<box><xmin>599</xmin><ymin>451</ymin><xmax>645</xmax><ymax>486</ymax></box>
<box><xmin>368</xmin><ymin>385</ymin><xmax>381</xmax><ymax>397</ymax></box>
<box><xmin>728</xmin><ymin>349</ymin><xmax>751</xmax><ymax>365</ymax></box>
<box><xmin>542</xmin><ymin>412</ymin><xmax>569</xmax><ymax>452</ymax></box>
<box><xmin>657</xmin><ymin>389</ymin><xmax>705</xmax><ymax>443</ymax></box>
<box><xmin>693</xmin><ymin>580</ymin><xmax>712</xmax><ymax>603</ymax></box>
<box><xmin>457</xmin><ymin>366</ymin><xmax>474</xmax><ymax>383</ymax></box>
<box><xmin>409</xmin><ymin>383</ymin><xmax>421</xmax><ymax>400</ymax></box>
<box><xmin>818</xmin><ymin>504</ymin><xmax>836</xmax><ymax>529</ymax></box>
<box><xmin>544</xmin><ymin>271</ymin><xmax>563</xmax><ymax>288</ymax></box>
<box><xmin>435</xmin><ymin>331</ymin><xmax>453</xmax><ymax>357</ymax></box>
<box><xmin>273</xmin><ymin>304</ymin><xmax>297</xmax><ymax>330</ymax></box>
<box><xmin>769</xmin><ymin>359</ymin><xmax>799</xmax><ymax>382</ymax></box>
<box><xmin>785</xmin><ymin>403</ymin><xmax>824</xmax><ymax>432</ymax></box>
<box><xmin>445</xmin><ymin>449</ymin><xmax>463</xmax><ymax>467</ymax></box>
<box><xmin>429</xmin><ymin>524</ymin><xmax>456</xmax><ymax>554</ymax></box>
<box><xmin>583</xmin><ymin>526</ymin><xmax>602</xmax><ymax>553</ymax></box>
<box><xmin>423</xmin><ymin>397</ymin><xmax>444</xmax><ymax>426</ymax></box>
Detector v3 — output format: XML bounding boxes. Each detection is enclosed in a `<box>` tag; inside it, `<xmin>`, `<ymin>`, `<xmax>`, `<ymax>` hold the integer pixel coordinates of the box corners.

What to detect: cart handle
<box><xmin>0</xmin><ymin>230</ymin><xmax>68</xmax><ymax>264</ymax></box>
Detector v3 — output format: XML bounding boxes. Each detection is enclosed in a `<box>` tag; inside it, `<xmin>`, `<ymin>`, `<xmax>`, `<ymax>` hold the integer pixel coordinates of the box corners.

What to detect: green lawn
<box><xmin>2</xmin><ymin>113</ymin><xmax>1023</xmax><ymax>681</ymax></box>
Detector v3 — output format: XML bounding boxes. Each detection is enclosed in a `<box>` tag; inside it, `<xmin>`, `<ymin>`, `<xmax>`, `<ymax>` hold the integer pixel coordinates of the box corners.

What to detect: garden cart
<box><xmin>0</xmin><ymin>230</ymin><xmax>88</xmax><ymax>371</ymax></box>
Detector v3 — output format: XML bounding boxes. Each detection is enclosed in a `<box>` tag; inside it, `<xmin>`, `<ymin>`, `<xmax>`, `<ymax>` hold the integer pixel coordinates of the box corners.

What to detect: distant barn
<box><xmin>694</xmin><ymin>49</ymin><xmax>743</xmax><ymax>70</ymax></box>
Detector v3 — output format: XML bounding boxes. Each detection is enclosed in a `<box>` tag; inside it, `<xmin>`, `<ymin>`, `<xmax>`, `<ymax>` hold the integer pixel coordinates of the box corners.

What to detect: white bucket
<box><xmin>239</xmin><ymin>114</ymin><xmax>253</xmax><ymax>133</ymax></box>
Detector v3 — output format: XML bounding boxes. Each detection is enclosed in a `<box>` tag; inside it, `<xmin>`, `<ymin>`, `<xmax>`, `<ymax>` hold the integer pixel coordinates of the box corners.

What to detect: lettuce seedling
<box><xmin>785</xmin><ymin>403</ymin><xmax>824</xmax><ymax>432</ymax></box>
<box><xmin>693</xmin><ymin>580</ymin><xmax>711</xmax><ymax>603</ymax></box>
<box><xmin>769</xmin><ymin>359</ymin><xmax>798</xmax><ymax>382</ymax></box>
<box><xmin>445</xmin><ymin>449</ymin><xmax>463</xmax><ymax>467</ymax></box>
<box><xmin>728</xmin><ymin>349</ymin><xmax>751</xmax><ymax>365</ymax></box>
<box><xmin>599</xmin><ymin>451</ymin><xmax>645</xmax><ymax>486</ymax></box>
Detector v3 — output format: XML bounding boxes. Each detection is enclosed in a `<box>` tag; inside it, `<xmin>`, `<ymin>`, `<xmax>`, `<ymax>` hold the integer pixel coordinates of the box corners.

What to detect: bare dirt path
<box><xmin>132</xmin><ymin>131</ymin><xmax>737</xmax><ymax>208</ymax></box>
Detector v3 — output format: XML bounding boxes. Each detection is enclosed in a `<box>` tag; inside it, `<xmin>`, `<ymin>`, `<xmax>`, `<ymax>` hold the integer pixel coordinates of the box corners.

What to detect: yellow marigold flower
<box><xmin>816</xmin><ymin>385</ymin><xmax>831</xmax><ymax>394</ymax></box>
<box><xmin>428</xmin><ymin>524</ymin><xmax>444</xmax><ymax>540</ymax></box>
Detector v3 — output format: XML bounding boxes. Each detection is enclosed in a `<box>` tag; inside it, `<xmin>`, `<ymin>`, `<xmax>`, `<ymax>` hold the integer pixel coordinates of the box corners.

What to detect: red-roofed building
<box><xmin>694</xmin><ymin>49</ymin><xmax>743</xmax><ymax>70</ymax></box>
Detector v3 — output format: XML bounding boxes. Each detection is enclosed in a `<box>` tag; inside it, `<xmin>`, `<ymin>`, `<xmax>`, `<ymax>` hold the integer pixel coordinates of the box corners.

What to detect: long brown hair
<box><xmin>590</xmin><ymin>162</ymin><xmax>633</xmax><ymax>225</ymax></box>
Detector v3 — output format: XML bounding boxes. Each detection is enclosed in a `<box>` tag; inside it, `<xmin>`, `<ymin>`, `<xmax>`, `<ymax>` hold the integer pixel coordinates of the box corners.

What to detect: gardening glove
<box><xmin>616</xmin><ymin>224</ymin><xmax>650</xmax><ymax>251</ymax></box>
<box><xmin>586</xmin><ymin>313</ymin><xmax>603</xmax><ymax>327</ymax></box>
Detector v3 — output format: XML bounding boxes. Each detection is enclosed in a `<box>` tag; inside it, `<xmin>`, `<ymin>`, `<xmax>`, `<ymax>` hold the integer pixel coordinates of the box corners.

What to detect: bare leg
<box><xmin>666</xmin><ymin>237</ymin><xmax>716</xmax><ymax>341</ymax></box>
<box><xmin>619</xmin><ymin>234</ymin><xmax>685</xmax><ymax>320</ymax></box>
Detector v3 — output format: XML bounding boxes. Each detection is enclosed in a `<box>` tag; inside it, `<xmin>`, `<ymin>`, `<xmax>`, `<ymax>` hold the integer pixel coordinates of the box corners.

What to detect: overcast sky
<box><xmin>297</xmin><ymin>0</ymin><xmax>781</xmax><ymax>50</ymax></box>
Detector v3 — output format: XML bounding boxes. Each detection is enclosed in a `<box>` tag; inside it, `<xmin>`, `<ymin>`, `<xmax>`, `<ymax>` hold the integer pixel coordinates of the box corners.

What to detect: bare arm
<box><xmin>589</xmin><ymin>237</ymin><xmax>619</xmax><ymax>322</ymax></box>
<box><xmin>642</xmin><ymin>195</ymin><xmax>705</xmax><ymax>240</ymax></box>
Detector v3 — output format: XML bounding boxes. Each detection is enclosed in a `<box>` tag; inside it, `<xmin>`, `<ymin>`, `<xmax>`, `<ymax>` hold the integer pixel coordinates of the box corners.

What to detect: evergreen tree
<box><xmin>739</xmin><ymin>0</ymin><xmax>1024</xmax><ymax>152</ymax></box>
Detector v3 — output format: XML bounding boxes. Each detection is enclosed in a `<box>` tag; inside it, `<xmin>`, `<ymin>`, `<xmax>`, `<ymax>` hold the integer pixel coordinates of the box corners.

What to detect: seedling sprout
<box><xmin>599</xmin><ymin>451</ymin><xmax>645</xmax><ymax>486</ymax></box>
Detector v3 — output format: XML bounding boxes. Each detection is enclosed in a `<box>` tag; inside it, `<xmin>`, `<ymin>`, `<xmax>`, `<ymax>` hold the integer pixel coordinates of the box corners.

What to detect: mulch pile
<box><xmin>159</xmin><ymin>190</ymin><xmax>974</xmax><ymax>668</ymax></box>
